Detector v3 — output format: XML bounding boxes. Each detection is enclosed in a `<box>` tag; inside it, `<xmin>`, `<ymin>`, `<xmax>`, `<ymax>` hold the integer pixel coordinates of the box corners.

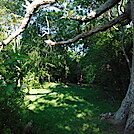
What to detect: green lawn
<box><xmin>24</xmin><ymin>83</ymin><xmax>122</xmax><ymax>134</ymax></box>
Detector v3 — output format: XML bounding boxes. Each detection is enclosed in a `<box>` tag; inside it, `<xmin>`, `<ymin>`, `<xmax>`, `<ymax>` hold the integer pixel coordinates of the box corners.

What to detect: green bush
<box><xmin>0</xmin><ymin>51</ymin><xmax>28</xmax><ymax>133</ymax></box>
<box><xmin>0</xmin><ymin>82</ymin><xmax>26</xmax><ymax>134</ymax></box>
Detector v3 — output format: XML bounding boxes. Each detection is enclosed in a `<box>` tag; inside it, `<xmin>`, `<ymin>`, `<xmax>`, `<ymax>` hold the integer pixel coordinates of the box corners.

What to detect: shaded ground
<box><xmin>24</xmin><ymin>83</ymin><xmax>122</xmax><ymax>134</ymax></box>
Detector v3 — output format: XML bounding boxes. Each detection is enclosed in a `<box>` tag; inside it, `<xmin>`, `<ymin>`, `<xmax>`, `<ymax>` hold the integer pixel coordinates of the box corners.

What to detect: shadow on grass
<box><xmin>25</xmin><ymin>84</ymin><xmax>121</xmax><ymax>134</ymax></box>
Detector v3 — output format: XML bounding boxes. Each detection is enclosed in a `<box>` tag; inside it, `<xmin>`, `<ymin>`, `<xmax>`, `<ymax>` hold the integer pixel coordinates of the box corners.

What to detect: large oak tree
<box><xmin>0</xmin><ymin>0</ymin><xmax>134</xmax><ymax>133</ymax></box>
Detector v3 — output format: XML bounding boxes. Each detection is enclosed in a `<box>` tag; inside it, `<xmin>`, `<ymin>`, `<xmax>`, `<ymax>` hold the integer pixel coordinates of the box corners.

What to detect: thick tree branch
<box><xmin>68</xmin><ymin>0</ymin><xmax>121</xmax><ymax>22</ymax></box>
<box><xmin>0</xmin><ymin>0</ymin><xmax>55</xmax><ymax>51</ymax></box>
<box><xmin>46</xmin><ymin>13</ymin><xmax>128</xmax><ymax>45</ymax></box>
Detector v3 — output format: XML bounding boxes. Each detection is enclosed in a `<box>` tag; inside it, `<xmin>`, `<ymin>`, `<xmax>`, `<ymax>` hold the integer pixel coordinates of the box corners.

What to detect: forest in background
<box><xmin>0</xmin><ymin>0</ymin><xmax>132</xmax><ymax>133</ymax></box>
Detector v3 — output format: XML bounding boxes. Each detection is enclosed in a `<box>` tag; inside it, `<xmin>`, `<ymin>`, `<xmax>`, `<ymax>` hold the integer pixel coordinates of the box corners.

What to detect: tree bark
<box><xmin>109</xmin><ymin>0</ymin><xmax>134</xmax><ymax>133</ymax></box>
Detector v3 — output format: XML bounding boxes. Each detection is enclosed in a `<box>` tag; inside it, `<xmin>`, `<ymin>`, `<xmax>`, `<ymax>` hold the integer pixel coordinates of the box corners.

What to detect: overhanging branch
<box><xmin>68</xmin><ymin>0</ymin><xmax>121</xmax><ymax>22</ymax></box>
<box><xmin>50</xmin><ymin>14</ymin><xmax>128</xmax><ymax>45</ymax></box>
<box><xmin>0</xmin><ymin>0</ymin><xmax>55</xmax><ymax>51</ymax></box>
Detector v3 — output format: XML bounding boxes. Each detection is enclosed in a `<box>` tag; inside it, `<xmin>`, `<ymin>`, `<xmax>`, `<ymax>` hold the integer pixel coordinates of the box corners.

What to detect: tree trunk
<box><xmin>110</xmin><ymin>0</ymin><xmax>134</xmax><ymax>133</ymax></box>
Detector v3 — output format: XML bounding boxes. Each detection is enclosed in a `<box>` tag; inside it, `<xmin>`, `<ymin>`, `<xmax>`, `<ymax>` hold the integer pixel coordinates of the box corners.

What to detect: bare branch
<box><xmin>0</xmin><ymin>0</ymin><xmax>56</xmax><ymax>51</ymax></box>
<box><xmin>68</xmin><ymin>0</ymin><xmax>121</xmax><ymax>22</ymax></box>
<box><xmin>51</xmin><ymin>14</ymin><xmax>127</xmax><ymax>45</ymax></box>
<box><xmin>120</xmin><ymin>24</ymin><xmax>131</xmax><ymax>72</ymax></box>
<box><xmin>120</xmin><ymin>0</ymin><xmax>124</xmax><ymax>13</ymax></box>
<box><xmin>45</xmin><ymin>39</ymin><xmax>56</xmax><ymax>45</ymax></box>
<box><xmin>42</xmin><ymin>16</ymin><xmax>50</xmax><ymax>38</ymax></box>
<box><xmin>24</xmin><ymin>0</ymin><xmax>31</xmax><ymax>6</ymax></box>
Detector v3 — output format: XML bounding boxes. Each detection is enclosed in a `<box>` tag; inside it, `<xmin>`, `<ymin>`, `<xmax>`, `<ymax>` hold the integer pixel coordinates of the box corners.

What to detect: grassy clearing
<box><xmin>24</xmin><ymin>83</ymin><xmax>122</xmax><ymax>134</ymax></box>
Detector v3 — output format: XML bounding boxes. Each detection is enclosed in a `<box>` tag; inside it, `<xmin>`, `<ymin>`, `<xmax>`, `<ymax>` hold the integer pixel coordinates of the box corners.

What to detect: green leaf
<box><xmin>6</xmin><ymin>84</ymin><xmax>13</xmax><ymax>96</ymax></box>
<box><xmin>0</xmin><ymin>97</ymin><xmax>5</xmax><ymax>102</ymax></box>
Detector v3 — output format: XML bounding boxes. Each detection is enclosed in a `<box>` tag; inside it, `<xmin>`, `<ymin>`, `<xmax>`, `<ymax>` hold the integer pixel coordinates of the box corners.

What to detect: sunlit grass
<box><xmin>28</xmin><ymin>89</ymin><xmax>51</xmax><ymax>94</ymax></box>
<box><xmin>42</xmin><ymin>82</ymin><xmax>60</xmax><ymax>89</ymax></box>
<box><xmin>24</xmin><ymin>83</ymin><xmax>121</xmax><ymax>134</ymax></box>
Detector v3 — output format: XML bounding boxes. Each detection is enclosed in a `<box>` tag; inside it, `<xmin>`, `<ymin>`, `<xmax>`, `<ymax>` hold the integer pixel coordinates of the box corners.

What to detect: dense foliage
<box><xmin>80</xmin><ymin>27</ymin><xmax>132</xmax><ymax>92</ymax></box>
